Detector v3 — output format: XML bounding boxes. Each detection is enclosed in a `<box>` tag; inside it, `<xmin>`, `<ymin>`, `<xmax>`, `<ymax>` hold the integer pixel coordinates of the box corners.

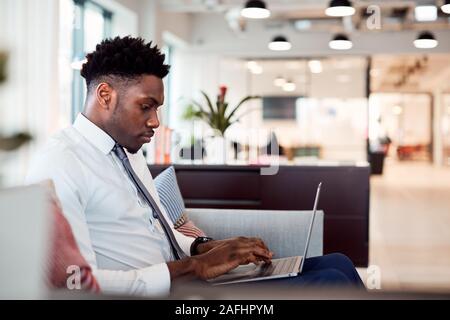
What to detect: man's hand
<box><xmin>167</xmin><ymin>237</ymin><xmax>273</xmax><ymax>281</ymax></box>
<box><xmin>195</xmin><ymin>237</ymin><xmax>269</xmax><ymax>256</ymax></box>
<box><xmin>191</xmin><ymin>237</ymin><xmax>273</xmax><ymax>280</ymax></box>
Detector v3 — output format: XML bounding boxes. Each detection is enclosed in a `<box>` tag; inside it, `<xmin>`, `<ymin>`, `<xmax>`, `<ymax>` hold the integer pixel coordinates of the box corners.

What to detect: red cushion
<box><xmin>175</xmin><ymin>219</ymin><xmax>206</xmax><ymax>238</ymax></box>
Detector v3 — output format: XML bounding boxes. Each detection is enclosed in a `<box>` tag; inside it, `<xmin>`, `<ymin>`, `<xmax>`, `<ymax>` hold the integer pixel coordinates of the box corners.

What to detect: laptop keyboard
<box><xmin>260</xmin><ymin>256</ymin><xmax>299</xmax><ymax>276</ymax></box>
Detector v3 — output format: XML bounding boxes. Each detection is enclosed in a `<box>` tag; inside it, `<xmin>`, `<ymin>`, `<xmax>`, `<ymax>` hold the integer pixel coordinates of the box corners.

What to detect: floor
<box><xmin>361</xmin><ymin>159</ymin><xmax>450</xmax><ymax>293</ymax></box>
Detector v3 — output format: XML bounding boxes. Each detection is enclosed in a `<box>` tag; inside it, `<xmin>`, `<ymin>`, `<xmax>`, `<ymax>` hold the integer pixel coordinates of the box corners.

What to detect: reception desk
<box><xmin>149</xmin><ymin>163</ymin><xmax>370</xmax><ymax>266</ymax></box>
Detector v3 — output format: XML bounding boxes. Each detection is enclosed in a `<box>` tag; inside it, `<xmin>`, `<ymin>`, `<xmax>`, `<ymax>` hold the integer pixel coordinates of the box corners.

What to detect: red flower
<box><xmin>219</xmin><ymin>85</ymin><xmax>227</xmax><ymax>103</ymax></box>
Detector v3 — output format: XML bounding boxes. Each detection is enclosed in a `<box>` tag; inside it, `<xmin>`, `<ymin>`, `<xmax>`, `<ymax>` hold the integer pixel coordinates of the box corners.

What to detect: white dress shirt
<box><xmin>26</xmin><ymin>114</ymin><xmax>194</xmax><ymax>297</ymax></box>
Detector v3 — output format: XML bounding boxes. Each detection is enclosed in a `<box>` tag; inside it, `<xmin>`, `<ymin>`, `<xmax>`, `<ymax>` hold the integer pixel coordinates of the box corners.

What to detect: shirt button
<box><xmin>148</xmin><ymin>218</ymin><xmax>155</xmax><ymax>231</ymax></box>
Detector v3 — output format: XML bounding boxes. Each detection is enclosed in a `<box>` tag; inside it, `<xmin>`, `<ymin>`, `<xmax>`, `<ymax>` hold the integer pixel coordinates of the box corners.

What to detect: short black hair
<box><xmin>80</xmin><ymin>36</ymin><xmax>170</xmax><ymax>92</ymax></box>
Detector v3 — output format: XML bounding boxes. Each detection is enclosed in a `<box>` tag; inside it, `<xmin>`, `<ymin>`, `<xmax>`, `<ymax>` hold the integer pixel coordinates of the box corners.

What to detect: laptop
<box><xmin>208</xmin><ymin>182</ymin><xmax>322</xmax><ymax>285</ymax></box>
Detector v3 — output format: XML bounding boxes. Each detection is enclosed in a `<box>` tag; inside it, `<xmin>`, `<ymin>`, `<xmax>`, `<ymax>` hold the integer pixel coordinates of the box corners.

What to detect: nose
<box><xmin>146</xmin><ymin>110</ymin><xmax>160</xmax><ymax>129</ymax></box>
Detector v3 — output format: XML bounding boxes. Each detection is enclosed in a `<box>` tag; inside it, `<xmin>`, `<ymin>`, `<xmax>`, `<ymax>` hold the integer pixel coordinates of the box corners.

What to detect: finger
<box><xmin>242</xmin><ymin>253</ymin><xmax>261</xmax><ymax>265</ymax></box>
<box><xmin>257</xmin><ymin>239</ymin><xmax>271</xmax><ymax>252</ymax></box>
<box><xmin>255</xmin><ymin>254</ymin><xmax>272</xmax><ymax>264</ymax></box>
<box><xmin>245</xmin><ymin>242</ymin><xmax>272</xmax><ymax>259</ymax></box>
<box><xmin>226</xmin><ymin>242</ymin><xmax>272</xmax><ymax>265</ymax></box>
<box><xmin>252</xmin><ymin>248</ymin><xmax>273</xmax><ymax>263</ymax></box>
<box><xmin>234</xmin><ymin>251</ymin><xmax>271</xmax><ymax>267</ymax></box>
<box><xmin>251</xmin><ymin>254</ymin><xmax>272</xmax><ymax>265</ymax></box>
<box><xmin>253</xmin><ymin>241</ymin><xmax>274</xmax><ymax>259</ymax></box>
<box><xmin>236</xmin><ymin>245</ymin><xmax>272</xmax><ymax>262</ymax></box>
<box><xmin>247</xmin><ymin>237</ymin><xmax>271</xmax><ymax>253</ymax></box>
<box><xmin>241</xmin><ymin>247</ymin><xmax>272</xmax><ymax>263</ymax></box>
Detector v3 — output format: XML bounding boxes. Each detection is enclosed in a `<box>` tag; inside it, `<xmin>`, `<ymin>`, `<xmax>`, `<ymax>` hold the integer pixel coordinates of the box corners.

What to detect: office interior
<box><xmin>1</xmin><ymin>0</ymin><xmax>450</xmax><ymax>299</ymax></box>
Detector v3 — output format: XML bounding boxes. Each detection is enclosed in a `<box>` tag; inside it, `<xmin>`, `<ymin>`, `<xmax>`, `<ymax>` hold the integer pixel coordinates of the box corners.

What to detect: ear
<box><xmin>95</xmin><ymin>82</ymin><xmax>116</xmax><ymax>110</ymax></box>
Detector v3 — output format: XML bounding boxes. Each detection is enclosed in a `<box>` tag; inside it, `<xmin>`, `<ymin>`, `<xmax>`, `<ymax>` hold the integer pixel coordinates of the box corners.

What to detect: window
<box><xmin>61</xmin><ymin>0</ymin><xmax>112</xmax><ymax>121</ymax></box>
<box><xmin>72</xmin><ymin>0</ymin><xmax>112</xmax><ymax>120</ymax></box>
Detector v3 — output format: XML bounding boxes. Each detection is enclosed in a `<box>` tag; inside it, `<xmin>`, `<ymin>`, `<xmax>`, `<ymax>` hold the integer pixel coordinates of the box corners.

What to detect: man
<box><xmin>26</xmin><ymin>36</ymin><xmax>364</xmax><ymax>297</ymax></box>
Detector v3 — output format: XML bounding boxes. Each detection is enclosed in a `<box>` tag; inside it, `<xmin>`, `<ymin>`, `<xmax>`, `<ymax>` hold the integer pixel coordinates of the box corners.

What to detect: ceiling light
<box><xmin>246</xmin><ymin>60</ymin><xmax>263</xmax><ymax>74</ymax></box>
<box><xmin>325</xmin><ymin>0</ymin><xmax>355</xmax><ymax>17</ymax></box>
<box><xmin>241</xmin><ymin>0</ymin><xmax>270</xmax><ymax>19</ymax></box>
<box><xmin>329</xmin><ymin>34</ymin><xmax>353</xmax><ymax>50</ymax></box>
<box><xmin>414</xmin><ymin>31</ymin><xmax>438</xmax><ymax>49</ymax></box>
<box><xmin>308</xmin><ymin>60</ymin><xmax>323</xmax><ymax>74</ymax></box>
<box><xmin>268</xmin><ymin>35</ymin><xmax>292</xmax><ymax>51</ymax></box>
<box><xmin>415</xmin><ymin>5</ymin><xmax>438</xmax><ymax>22</ymax></box>
<box><xmin>283</xmin><ymin>81</ymin><xmax>296</xmax><ymax>92</ymax></box>
<box><xmin>442</xmin><ymin>0</ymin><xmax>450</xmax><ymax>14</ymax></box>
<box><xmin>274</xmin><ymin>76</ymin><xmax>286</xmax><ymax>87</ymax></box>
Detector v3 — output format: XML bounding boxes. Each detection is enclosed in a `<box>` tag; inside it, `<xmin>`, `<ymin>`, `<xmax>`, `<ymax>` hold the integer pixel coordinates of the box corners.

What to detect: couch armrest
<box><xmin>186</xmin><ymin>208</ymin><xmax>323</xmax><ymax>258</ymax></box>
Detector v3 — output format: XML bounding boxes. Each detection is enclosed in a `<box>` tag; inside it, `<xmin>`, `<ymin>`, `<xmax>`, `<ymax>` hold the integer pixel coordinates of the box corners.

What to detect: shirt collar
<box><xmin>73</xmin><ymin>113</ymin><xmax>116</xmax><ymax>155</ymax></box>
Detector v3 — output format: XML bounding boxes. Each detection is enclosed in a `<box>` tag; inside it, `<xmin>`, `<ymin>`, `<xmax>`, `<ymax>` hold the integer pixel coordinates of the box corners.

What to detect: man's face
<box><xmin>106</xmin><ymin>75</ymin><xmax>164</xmax><ymax>154</ymax></box>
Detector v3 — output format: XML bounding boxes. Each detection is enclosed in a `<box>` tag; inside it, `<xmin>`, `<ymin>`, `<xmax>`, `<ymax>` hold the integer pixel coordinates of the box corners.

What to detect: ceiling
<box><xmin>158</xmin><ymin>0</ymin><xmax>330</xmax><ymax>12</ymax></box>
<box><xmin>157</xmin><ymin>0</ymin><xmax>450</xmax><ymax>93</ymax></box>
<box><xmin>158</xmin><ymin>0</ymin><xmax>450</xmax><ymax>32</ymax></box>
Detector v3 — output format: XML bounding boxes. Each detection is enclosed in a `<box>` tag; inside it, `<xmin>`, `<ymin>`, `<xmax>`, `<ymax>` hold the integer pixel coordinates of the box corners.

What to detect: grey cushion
<box><xmin>187</xmin><ymin>208</ymin><xmax>323</xmax><ymax>259</ymax></box>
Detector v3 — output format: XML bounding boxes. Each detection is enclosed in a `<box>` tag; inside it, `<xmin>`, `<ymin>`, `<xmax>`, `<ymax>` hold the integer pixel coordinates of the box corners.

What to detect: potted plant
<box><xmin>0</xmin><ymin>52</ymin><xmax>32</xmax><ymax>184</ymax></box>
<box><xmin>183</xmin><ymin>86</ymin><xmax>259</xmax><ymax>163</ymax></box>
<box><xmin>184</xmin><ymin>86</ymin><xmax>258</xmax><ymax>136</ymax></box>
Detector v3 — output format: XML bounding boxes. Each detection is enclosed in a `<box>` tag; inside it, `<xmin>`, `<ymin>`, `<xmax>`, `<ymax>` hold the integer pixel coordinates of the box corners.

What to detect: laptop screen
<box><xmin>299</xmin><ymin>182</ymin><xmax>322</xmax><ymax>273</ymax></box>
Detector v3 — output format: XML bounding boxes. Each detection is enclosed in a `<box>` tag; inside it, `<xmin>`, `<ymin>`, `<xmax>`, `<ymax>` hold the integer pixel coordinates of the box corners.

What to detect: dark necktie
<box><xmin>112</xmin><ymin>144</ymin><xmax>187</xmax><ymax>260</ymax></box>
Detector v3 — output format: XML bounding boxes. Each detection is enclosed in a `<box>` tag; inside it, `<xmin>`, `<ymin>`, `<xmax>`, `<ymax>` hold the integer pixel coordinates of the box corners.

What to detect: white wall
<box><xmin>138</xmin><ymin>0</ymin><xmax>160</xmax><ymax>44</ymax></box>
<box><xmin>168</xmin><ymin>50</ymin><xmax>221</xmax><ymax>145</ymax></box>
<box><xmin>137</xmin><ymin>1</ymin><xmax>193</xmax><ymax>46</ymax></box>
<box><xmin>96</xmin><ymin>0</ymin><xmax>138</xmax><ymax>36</ymax></box>
<box><xmin>160</xmin><ymin>11</ymin><xmax>193</xmax><ymax>45</ymax></box>
<box><xmin>113</xmin><ymin>0</ymin><xmax>140</xmax><ymax>13</ymax></box>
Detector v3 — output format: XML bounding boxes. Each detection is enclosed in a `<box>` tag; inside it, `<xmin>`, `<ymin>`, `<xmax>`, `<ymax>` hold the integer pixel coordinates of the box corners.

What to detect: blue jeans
<box><xmin>262</xmin><ymin>253</ymin><xmax>365</xmax><ymax>288</ymax></box>
<box><xmin>229</xmin><ymin>253</ymin><xmax>365</xmax><ymax>289</ymax></box>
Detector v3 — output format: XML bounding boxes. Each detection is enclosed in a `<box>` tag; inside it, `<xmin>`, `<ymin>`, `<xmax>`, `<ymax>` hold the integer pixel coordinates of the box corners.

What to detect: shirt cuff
<box><xmin>136</xmin><ymin>263</ymin><xmax>171</xmax><ymax>297</ymax></box>
<box><xmin>174</xmin><ymin>229</ymin><xmax>196</xmax><ymax>257</ymax></box>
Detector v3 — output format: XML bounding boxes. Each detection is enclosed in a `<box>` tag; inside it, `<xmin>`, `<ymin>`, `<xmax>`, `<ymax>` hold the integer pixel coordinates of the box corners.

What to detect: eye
<box><xmin>141</xmin><ymin>104</ymin><xmax>150</xmax><ymax>110</ymax></box>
